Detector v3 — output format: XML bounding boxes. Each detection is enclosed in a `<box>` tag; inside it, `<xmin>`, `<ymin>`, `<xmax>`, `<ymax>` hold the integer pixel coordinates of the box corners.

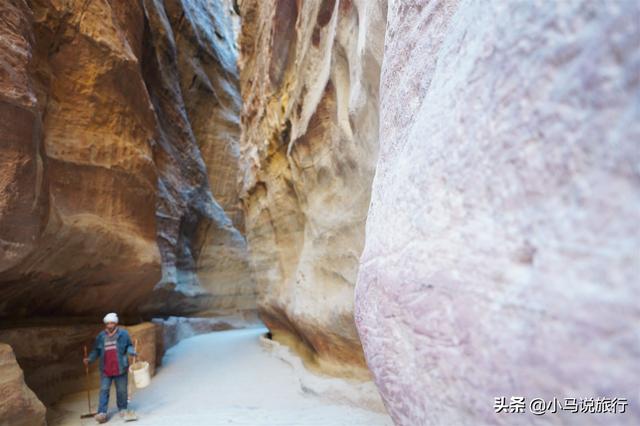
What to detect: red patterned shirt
<box><xmin>103</xmin><ymin>329</ymin><xmax>120</xmax><ymax>376</ymax></box>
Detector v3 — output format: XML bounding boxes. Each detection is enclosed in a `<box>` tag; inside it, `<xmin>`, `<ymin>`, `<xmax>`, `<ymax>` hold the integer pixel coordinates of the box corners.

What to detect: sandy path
<box><xmin>49</xmin><ymin>327</ymin><xmax>392</xmax><ymax>426</ymax></box>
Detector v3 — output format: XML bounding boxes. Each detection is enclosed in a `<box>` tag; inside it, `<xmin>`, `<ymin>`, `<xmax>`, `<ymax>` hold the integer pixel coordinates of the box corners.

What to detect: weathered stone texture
<box><xmin>238</xmin><ymin>0</ymin><xmax>387</xmax><ymax>377</ymax></box>
<box><xmin>355</xmin><ymin>0</ymin><xmax>640</xmax><ymax>424</ymax></box>
<box><xmin>0</xmin><ymin>0</ymin><xmax>255</xmax><ymax>318</ymax></box>
<box><xmin>0</xmin><ymin>343</ymin><xmax>46</xmax><ymax>426</ymax></box>
<box><xmin>0</xmin><ymin>322</ymin><xmax>158</xmax><ymax>406</ymax></box>
<box><xmin>139</xmin><ymin>0</ymin><xmax>255</xmax><ymax>315</ymax></box>
<box><xmin>127</xmin><ymin>322</ymin><xmax>158</xmax><ymax>376</ymax></box>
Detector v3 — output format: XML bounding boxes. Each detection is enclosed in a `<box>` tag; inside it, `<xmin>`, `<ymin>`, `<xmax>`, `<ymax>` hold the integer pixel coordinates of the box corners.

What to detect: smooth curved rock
<box><xmin>0</xmin><ymin>343</ymin><xmax>46</xmax><ymax>426</ymax></box>
<box><xmin>138</xmin><ymin>0</ymin><xmax>255</xmax><ymax>315</ymax></box>
<box><xmin>0</xmin><ymin>322</ymin><xmax>158</xmax><ymax>406</ymax></box>
<box><xmin>0</xmin><ymin>0</ymin><xmax>254</xmax><ymax>318</ymax></box>
<box><xmin>238</xmin><ymin>0</ymin><xmax>387</xmax><ymax>377</ymax></box>
<box><xmin>356</xmin><ymin>0</ymin><xmax>640</xmax><ymax>424</ymax></box>
<box><xmin>0</xmin><ymin>0</ymin><xmax>161</xmax><ymax>317</ymax></box>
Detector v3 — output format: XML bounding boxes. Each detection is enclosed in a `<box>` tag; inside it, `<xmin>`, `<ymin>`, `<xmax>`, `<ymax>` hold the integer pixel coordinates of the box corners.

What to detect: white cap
<box><xmin>103</xmin><ymin>312</ymin><xmax>119</xmax><ymax>324</ymax></box>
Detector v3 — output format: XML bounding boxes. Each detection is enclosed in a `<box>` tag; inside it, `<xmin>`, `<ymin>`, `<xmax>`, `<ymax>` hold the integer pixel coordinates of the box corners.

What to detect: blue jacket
<box><xmin>88</xmin><ymin>328</ymin><xmax>137</xmax><ymax>376</ymax></box>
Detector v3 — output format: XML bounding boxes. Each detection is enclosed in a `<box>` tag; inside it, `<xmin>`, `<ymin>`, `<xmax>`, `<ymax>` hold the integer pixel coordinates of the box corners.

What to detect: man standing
<box><xmin>84</xmin><ymin>312</ymin><xmax>137</xmax><ymax>423</ymax></box>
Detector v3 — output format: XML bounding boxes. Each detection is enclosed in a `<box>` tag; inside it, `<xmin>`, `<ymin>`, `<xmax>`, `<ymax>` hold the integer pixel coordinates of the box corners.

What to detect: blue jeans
<box><xmin>98</xmin><ymin>373</ymin><xmax>128</xmax><ymax>414</ymax></box>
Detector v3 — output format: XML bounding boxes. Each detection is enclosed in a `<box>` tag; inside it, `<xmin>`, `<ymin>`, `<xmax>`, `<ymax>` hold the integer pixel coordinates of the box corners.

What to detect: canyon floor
<box><xmin>47</xmin><ymin>327</ymin><xmax>391</xmax><ymax>426</ymax></box>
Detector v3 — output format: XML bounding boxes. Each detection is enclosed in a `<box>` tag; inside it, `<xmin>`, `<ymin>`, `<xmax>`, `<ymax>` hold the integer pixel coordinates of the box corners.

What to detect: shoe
<box><xmin>119</xmin><ymin>410</ymin><xmax>126</xmax><ymax>418</ymax></box>
<box><xmin>94</xmin><ymin>413</ymin><xmax>107</xmax><ymax>423</ymax></box>
<box><xmin>123</xmin><ymin>410</ymin><xmax>138</xmax><ymax>421</ymax></box>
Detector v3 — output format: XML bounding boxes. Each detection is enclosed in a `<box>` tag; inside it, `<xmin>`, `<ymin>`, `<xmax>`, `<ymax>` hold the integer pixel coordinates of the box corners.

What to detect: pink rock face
<box><xmin>355</xmin><ymin>1</ymin><xmax>640</xmax><ymax>425</ymax></box>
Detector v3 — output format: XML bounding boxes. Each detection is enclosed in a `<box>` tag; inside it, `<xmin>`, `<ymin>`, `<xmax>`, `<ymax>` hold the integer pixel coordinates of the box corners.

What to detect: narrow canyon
<box><xmin>1</xmin><ymin>0</ymin><xmax>638</xmax><ymax>425</ymax></box>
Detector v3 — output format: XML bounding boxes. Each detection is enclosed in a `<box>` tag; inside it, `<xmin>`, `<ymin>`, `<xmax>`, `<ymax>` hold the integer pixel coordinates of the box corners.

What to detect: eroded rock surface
<box><xmin>0</xmin><ymin>322</ymin><xmax>158</xmax><ymax>406</ymax></box>
<box><xmin>0</xmin><ymin>343</ymin><xmax>46</xmax><ymax>426</ymax></box>
<box><xmin>139</xmin><ymin>0</ymin><xmax>255</xmax><ymax>315</ymax></box>
<box><xmin>355</xmin><ymin>0</ymin><xmax>640</xmax><ymax>424</ymax></box>
<box><xmin>237</xmin><ymin>0</ymin><xmax>387</xmax><ymax>376</ymax></box>
<box><xmin>0</xmin><ymin>0</ymin><xmax>254</xmax><ymax>318</ymax></box>
<box><xmin>0</xmin><ymin>0</ymin><xmax>160</xmax><ymax>317</ymax></box>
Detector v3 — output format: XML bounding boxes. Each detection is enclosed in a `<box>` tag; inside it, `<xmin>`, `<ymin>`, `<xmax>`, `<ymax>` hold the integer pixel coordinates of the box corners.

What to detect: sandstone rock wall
<box><xmin>127</xmin><ymin>322</ymin><xmax>158</xmax><ymax>375</ymax></box>
<box><xmin>0</xmin><ymin>0</ymin><xmax>161</xmax><ymax>317</ymax></box>
<box><xmin>0</xmin><ymin>0</ymin><xmax>255</xmax><ymax>318</ymax></box>
<box><xmin>0</xmin><ymin>322</ymin><xmax>158</xmax><ymax>406</ymax></box>
<box><xmin>0</xmin><ymin>324</ymin><xmax>100</xmax><ymax>406</ymax></box>
<box><xmin>355</xmin><ymin>0</ymin><xmax>640</xmax><ymax>424</ymax></box>
<box><xmin>138</xmin><ymin>0</ymin><xmax>255</xmax><ymax>315</ymax></box>
<box><xmin>237</xmin><ymin>0</ymin><xmax>387</xmax><ymax>377</ymax></box>
<box><xmin>0</xmin><ymin>343</ymin><xmax>46</xmax><ymax>426</ymax></box>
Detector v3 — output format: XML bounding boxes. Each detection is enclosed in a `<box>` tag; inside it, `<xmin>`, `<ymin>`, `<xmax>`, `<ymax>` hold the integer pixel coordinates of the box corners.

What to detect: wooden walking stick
<box><xmin>123</xmin><ymin>338</ymin><xmax>140</xmax><ymax>422</ymax></box>
<box><xmin>128</xmin><ymin>338</ymin><xmax>140</xmax><ymax>400</ymax></box>
<box><xmin>80</xmin><ymin>345</ymin><xmax>97</xmax><ymax>418</ymax></box>
<box><xmin>127</xmin><ymin>339</ymin><xmax>138</xmax><ymax>403</ymax></box>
